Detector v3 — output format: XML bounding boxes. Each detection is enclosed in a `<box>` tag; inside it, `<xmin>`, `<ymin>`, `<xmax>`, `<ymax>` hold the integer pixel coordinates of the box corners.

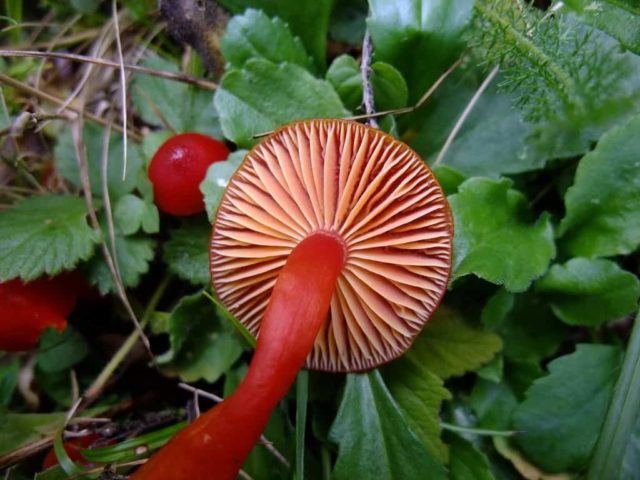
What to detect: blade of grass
<box><xmin>588</xmin><ymin>310</ymin><xmax>640</xmax><ymax>480</ymax></box>
<box><xmin>296</xmin><ymin>370</ymin><xmax>309</xmax><ymax>480</ymax></box>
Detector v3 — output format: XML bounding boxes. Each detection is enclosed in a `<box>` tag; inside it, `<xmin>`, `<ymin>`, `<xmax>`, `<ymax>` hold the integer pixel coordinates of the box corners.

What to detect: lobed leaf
<box><xmin>0</xmin><ymin>196</ymin><xmax>100</xmax><ymax>281</ymax></box>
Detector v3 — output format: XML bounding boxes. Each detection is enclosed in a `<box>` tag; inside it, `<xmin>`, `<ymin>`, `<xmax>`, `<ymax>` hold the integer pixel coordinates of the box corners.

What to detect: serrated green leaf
<box><xmin>0</xmin><ymin>196</ymin><xmax>100</xmax><ymax>281</ymax></box>
<box><xmin>433</xmin><ymin>165</ymin><xmax>466</xmax><ymax>195</ymax></box>
<box><xmin>412</xmin><ymin>80</ymin><xmax>546</xmax><ymax>177</ymax></box>
<box><xmin>559</xmin><ymin>113</ymin><xmax>640</xmax><ymax>258</ymax></box>
<box><xmin>383</xmin><ymin>356</ymin><xmax>452</xmax><ymax>463</ymax></box>
<box><xmin>156</xmin><ymin>292</ymin><xmax>244</xmax><ymax>383</ymax></box>
<box><xmin>367</xmin><ymin>0</ymin><xmax>473</xmax><ymax>100</ymax></box>
<box><xmin>326</xmin><ymin>55</ymin><xmax>408</xmax><ymax>112</ymax></box>
<box><xmin>214</xmin><ymin>59</ymin><xmax>348</xmax><ymax>148</ymax></box>
<box><xmin>163</xmin><ymin>221</ymin><xmax>211</xmax><ymax>285</ymax></box>
<box><xmin>563</xmin><ymin>0</ymin><xmax>640</xmax><ymax>54</ymax></box>
<box><xmin>86</xmin><ymin>234</ymin><xmax>155</xmax><ymax>294</ymax></box>
<box><xmin>132</xmin><ymin>56</ymin><xmax>222</xmax><ymax>137</ymax></box>
<box><xmin>55</xmin><ymin>123</ymin><xmax>144</xmax><ymax>200</ymax></box>
<box><xmin>482</xmin><ymin>290</ymin><xmax>566</xmax><ymax>362</ymax></box>
<box><xmin>221</xmin><ymin>9</ymin><xmax>313</xmax><ymax>70</ymax></box>
<box><xmin>409</xmin><ymin>306</ymin><xmax>502</xmax><ymax>379</ymax></box>
<box><xmin>329</xmin><ymin>371</ymin><xmax>446</xmax><ymax>480</ymax></box>
<box><xmin>218</xmin><ymin>0</ymin><xmax>332</xmax><ymax>70</ymax></box>
<box><xmin>513</xmin><ymin>344</ymin><xmax>623</xmax><ymax>472</ymax></box>
<box><xmin>200</xmin><ymin>150</ymin><xmax>246</xmax><ymax>221</ymax></box>
<box><xmin>114</xmin><ymin>194</ymin><xmax>159</xmax><ymax>235</ymax></box>
<box><xmin>36</xmin><ymin>326</ymin><xmax>88</xmax><ymax>373</ymax></box>
<box><xmin>449</xmin><ymin>435</ymin><xmax>496</xmax><ymax>480</ymax></box>
<box><xmin>450</xmin><ymin>177</ymin><xmax>556</xmax><ymax>292</ymax></box>
<box><xmin>536</xmin><ymin>258</ymin><xmax>640</xmax><ymax>327</ymax></box>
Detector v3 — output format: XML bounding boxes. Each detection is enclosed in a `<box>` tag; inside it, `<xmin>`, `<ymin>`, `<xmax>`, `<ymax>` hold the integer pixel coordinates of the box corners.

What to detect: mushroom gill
<box><xmin>211</xmin><ymin>118</ymin><xmax>452</xmax><ymax>372</ymax></box>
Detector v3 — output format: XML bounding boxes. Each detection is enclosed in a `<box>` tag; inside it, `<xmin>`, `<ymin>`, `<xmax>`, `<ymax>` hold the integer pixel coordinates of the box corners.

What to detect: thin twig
<box><xmin>112</xmin><ymin>0</ymin><xmax>129</xmax><ymax>181</ymax></box>
<box><xmin>434</xmin><ymin>64</ymin><xmax>499</xmax><ymax>166</ymax></box>
<box><xmin>177</xmin><ymin>383</ymin><xmax>291</xmax><ymax>469</ymax></box>
<box><xmin>0</xmin><ymin>49</ymin><xmax>217</xmax><ymax>90</ymax></box>
<box><xmin>70</xmin><ymin>113</ymin><xmax>152</xmax><ymax>372</ymax></box>
<box><xmin>0</xmin><ymin>72</ymin><xmax>143</xmax><ymax>141</ymax></box>
<box><xmin>360</xmin><ymin>30</ymin><xmax>378</xmax><ymax>129</ymax></box>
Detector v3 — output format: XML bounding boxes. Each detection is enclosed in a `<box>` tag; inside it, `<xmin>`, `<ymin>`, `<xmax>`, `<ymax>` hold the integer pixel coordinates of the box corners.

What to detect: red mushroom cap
<box><xmin>211</xmin><ymin>119</ymin><xmax>452</xmax><ymax>372</ymax></box>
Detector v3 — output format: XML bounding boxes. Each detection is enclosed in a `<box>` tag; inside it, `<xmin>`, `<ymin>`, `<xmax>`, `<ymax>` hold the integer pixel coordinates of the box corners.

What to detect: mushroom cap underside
<box><xmin>211</xmin><ymin>118</ymin><xmax>453</xmax><ymax>372</ymax></box>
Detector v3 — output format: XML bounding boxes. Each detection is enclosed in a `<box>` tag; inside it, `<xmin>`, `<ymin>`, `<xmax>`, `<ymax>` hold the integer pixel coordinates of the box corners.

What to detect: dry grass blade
<box><xmin>0</xmin><ymin>72</ymin><xmax>143</xmax><ymax>141</ymax></box>
<box><xmin>112</xmin><ymin>0</ymin><xmax>129</xmax><ymax>181</ymax></box>
<box><xmin>0</xmin><ymin>49</ymin><xmax>217</xmax><ymax>90</ymax></box>
<box><xmin>434</xmin><ymin>64</ymin><xmax>499</xmax><ymax>166</ymax></box>
<box><xmin>360</xmin><ymin>30</ymin><xmax>378</xmax><ymax>129</ymax></box>
<box><xmin>177</xmin><ymin>383</ymin><xmax>291</xmax><ymax>469</ymax></box>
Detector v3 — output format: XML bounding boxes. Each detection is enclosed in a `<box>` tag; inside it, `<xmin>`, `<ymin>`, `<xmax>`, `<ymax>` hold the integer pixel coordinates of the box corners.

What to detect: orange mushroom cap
<box><xmin>211</xmin><ymin>118</ymin><xmax>452</xmax><ymax>372</ymax></box>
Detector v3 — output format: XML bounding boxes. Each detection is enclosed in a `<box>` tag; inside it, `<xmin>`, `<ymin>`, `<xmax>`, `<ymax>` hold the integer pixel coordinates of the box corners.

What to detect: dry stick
<box><xmin>0</xmin><ymin>73</ymin><xmax>142</xmax><ymax>141</ymax></box>
<box><xmin>360</xmin><ymin>30</ymin><xmax>378</xmax><ymax>129</ymax></box>
<box><xmin>70</xmin><ymin>115</ymin><xmax>152</xmax><ymax>377</ymax></box>
<box><xmin>34</xmin><ymin>14</ymin><xmax>82</xmax><ymax>90</ymax></box>
<box><xmin>10</xmin><ymin>29</ymin><xmax>100</xmax><ymax>50</ymax></box>
<box><xmin>177</xmin><ymin>383</ymin><xmax>291</xmax><ymax>469</ymax></box>
<box><xmin>348</xmin><ymin>57</ymin><xmax>464</xmax><ymax>122</ymax></box>
<box><xmin>434</xmin><ymin>64</ymin><xmax>499</xmax><ymax>166</ymax></box>
<box><xmin>0</xmin><ymin>50</ymin><xmax>217</xmax><ymax>90</ymax></box>
<box><xmin>111</xmin><ymin>0</ymin><xmax>129</xmax><ymax>181</ymax></box>
<box><xmin>83</xmin><ymin>273</ymin><xmax>172</xmax><ymax>404</ymax></box>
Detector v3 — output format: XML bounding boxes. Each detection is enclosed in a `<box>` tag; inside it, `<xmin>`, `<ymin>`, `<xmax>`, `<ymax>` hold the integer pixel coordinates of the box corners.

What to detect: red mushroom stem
<box><xmin>131</xmin><ymin>231</ymin><xmax>346</xmax><ymax>480</ymax></box>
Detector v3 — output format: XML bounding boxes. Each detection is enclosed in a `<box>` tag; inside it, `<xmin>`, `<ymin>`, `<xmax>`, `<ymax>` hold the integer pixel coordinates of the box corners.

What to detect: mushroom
<box><xmin>131</xmin><ymin>119</ymin><xmax>453</xmax><ymax>479</ymax></box>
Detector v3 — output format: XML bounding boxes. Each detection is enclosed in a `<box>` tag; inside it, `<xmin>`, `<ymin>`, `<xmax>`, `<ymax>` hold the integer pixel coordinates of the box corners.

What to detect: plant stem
<box><xmin>440</xmin><ymin>422</ymin><xmax>518</xmax><ymax>437</ymax></box>
<box><xmin>296</xmin><ymin>370</ymin><xmax>309</xmax><ymax>480</ymax></box>
<box><xmin>83</xmin><ymin>273</ymin><xmax>172</xmax><ymax>404</ymax></box>
<box><xmin>587</xmin><ymin>311</ymin><xmax>640</xmax><ymax>480</ymax></box>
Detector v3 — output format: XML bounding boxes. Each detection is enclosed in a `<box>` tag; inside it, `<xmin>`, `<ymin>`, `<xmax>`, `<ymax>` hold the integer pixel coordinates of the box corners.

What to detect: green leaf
<box><xmin>563</xmin><ymin>0</ymin><xmax>640</xmax><ymax>55</ymax></box>
<box><xmin>0</xmin><ymin>412</ymin><xmax>65</xmax><ymax>456</ymax></box>
<box><xmin>559</xmin><ymin>113</ymin><xmax>640</xmax><ymax>258</ymax></box>
<box><xmin>221</xmin><ymin>9</ymin><xmax>313</xmax><ymax>70</ymax></box>
<box><xmin>588</xmin><ymin>311</ymin><xmax>640</xmax><ymax>480</ymax></box>
<box><xmin>450</xmin><ymin>177</ymin><xmax>556</xmax><ymax>292</ymax></box>
<box><xmin>131</xmin><ymin>56</ymin><xmax>222</xmax><ymax>137</ymax></box>
<box><xmin>536</xmin><ymin>258</ymin><xmax>640</xmax><ymax>327</ymax></box>
<box><xmin>55</xmin><ymin>123</ymin><xmax>144</xmax><ymax>199</ymax></box>
<box><xmin>329</xmin><ymin>371</ymin><xmax>446</xmax><ymax>480</ymax></box>
<box><xmin>470</xmin><ymin>379</ymin><xmax>518</xmax><ymax>431</ymax></box>
<box><xmin>408</xmin><ymin>306</ymin><xmax>502</xmax><ymax>379</ymax></box>
<box><xmin>412</xmin><ymin>80</ymin><xmax>546</xmax><ymax>177</ymax></box>
<box><xmin>622</xmin><ymin>417</ymin><xmax>640</xmax><ymax>480</ymax></box>
<box><xmin>329</xmin><ymin>0</ymin><xmax>367</xmax><ymax>45</ymax></box>
<box><xmin>326</xmin><ymin>55</ymin><xmax>409</xmax><ymax>112</ymax></box>
<box><xmin>383</xmin><ymin>356</ymin><xmax>452</xmax><ymax>463</ymax></box>
<box><xmin>36</xmin><ymin>326</ymin><xmax>88</xmax><ymax>373</ymax></box>
<box><xmin>200</xmin><ymin>150</ymin><xmax>245</xmax><ymax>221</ymax></box>
<box><xmin>214</xmin><ymin>59</ymin><xmax>348</xmax><ymax>148</ymax></box>
<box><xmin>449</xmin><ymin>435</ymin><xmax>496</xmax><ymax>480</ymax></box>
<box><xmin>114</xmin><ymin>194</ymin><xmax>159</xmax><ymax>235</ymax></box>
<box><xmin>218</xmin><ymin>0</ymin><xmax>332</xmax><ymax>70</ymax></box>
<box><xmin>0</xmin><ymin>358</ymin><xmax>19</xmax><ymax>406</ymax></box>
<box><xmin>163</xmin><ymin>221</ymin><xmax>211</xmax><ymax>285</ymax></box>
<box><xmin>432</xmin><ymin>165</ymin><xmax>466</xmax><ymax>196</ymax></box>
<box><xmin>367</xmin><ymin>0</ymin><xmax>474</xmax><ymax>100</ymax></box>
<box><xmin>0</xmin><ymin>195</ymin><xmax>100</xmax><ymax>281</ymax></box>
<box><xmin>513</xmin><ymin>344</ymin><xmax>623</xmax><ymax>472</ymax></box>
<box><xmin>482</xmin><ymin>290</ymin><xmax>566</xmax><ymax>362</ymax></box>
<box><xmin>86</xmin><ymin>234</ymin><xmax>155</xmax><ymax>294</ymax></box>
<box><xmin>156</xmin><ymin>292</ymin><xmax>244</xmax><ymax>383</ymax></box>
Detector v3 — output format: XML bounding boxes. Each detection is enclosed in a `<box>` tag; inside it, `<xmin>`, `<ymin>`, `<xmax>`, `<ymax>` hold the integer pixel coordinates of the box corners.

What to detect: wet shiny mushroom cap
<box><xmin>210</xmin><ymin>118</ymin><xmax>453</xmax><ymax>372</ymax></box>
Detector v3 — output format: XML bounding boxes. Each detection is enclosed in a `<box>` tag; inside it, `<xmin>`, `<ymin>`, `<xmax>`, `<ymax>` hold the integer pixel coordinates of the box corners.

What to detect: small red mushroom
<box><xmin>131</xmin><ymin>119</ymin><xmax>453</xmax><ymax>479</ymax></box>
<box><xmin>0</xmin><ymin>272</ymin><xmax>84</xmax><ymax>352</ymax></box>
<box><xmin>148</xmin><ymin>133</ymin><xmax>230</xmax><ymax>216</ymax></box>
